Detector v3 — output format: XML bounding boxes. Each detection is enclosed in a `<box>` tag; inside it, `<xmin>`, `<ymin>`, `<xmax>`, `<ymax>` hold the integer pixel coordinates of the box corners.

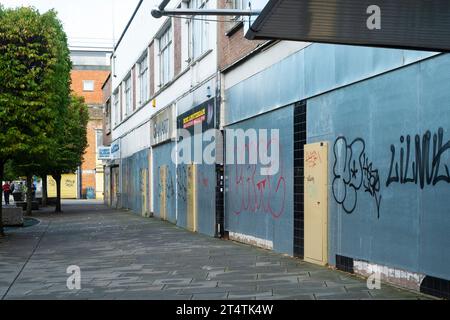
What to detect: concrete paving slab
<box><xmin>0</xmin><ymin>201</ymin><xmax>434</xmax><ymax>300</ymax></box>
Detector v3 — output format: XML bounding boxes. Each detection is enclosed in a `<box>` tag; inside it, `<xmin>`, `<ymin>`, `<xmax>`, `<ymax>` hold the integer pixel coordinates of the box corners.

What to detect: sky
<box><xmin>0</xmin><ymin>0</ymin><xmax>142</xmax><ymax>48</ymax></box>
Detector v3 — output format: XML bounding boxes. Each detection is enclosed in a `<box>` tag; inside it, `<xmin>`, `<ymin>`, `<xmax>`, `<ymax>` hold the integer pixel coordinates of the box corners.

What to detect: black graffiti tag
<box><xmin>332</xmin><ymin>137</ymin><xmax>382</xmax><ymax>219</ymax></box>
<box><xmin>177</xmin><ymin>165</ymin><xmax>188</xmax><ymax>202</ymax></box>
<box><xmin>387</xmin><ymin>128</ymin><xmax>450</xmax><ymax>189</ymax></box>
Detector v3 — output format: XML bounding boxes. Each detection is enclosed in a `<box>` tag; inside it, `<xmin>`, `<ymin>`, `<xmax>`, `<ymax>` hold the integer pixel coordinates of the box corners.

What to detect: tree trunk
<box><xmin>26</xmin><ymin>174</ymin><xmax>33</xmax><ymax>216</ymax></box>
<box><xmin>0</xmin><ymin>161</ymin><xmax>4</xmax><ymax>237</ymax></box>
<box><xmin>54</xmin><ymin>172</ymin><xmax>62</xmax><ymax>213</ymax></box>
<box><xmin>42</xmin><ymin>175</ymin><xmax>48</xmax><ymax>207</ymax></box>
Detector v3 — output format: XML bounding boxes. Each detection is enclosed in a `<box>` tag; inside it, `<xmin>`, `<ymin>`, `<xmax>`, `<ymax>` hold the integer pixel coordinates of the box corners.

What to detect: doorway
<box><xmin>304</xmin><ymin>142</ymin><xmax>329</xmax><ymax>266</ymax></box>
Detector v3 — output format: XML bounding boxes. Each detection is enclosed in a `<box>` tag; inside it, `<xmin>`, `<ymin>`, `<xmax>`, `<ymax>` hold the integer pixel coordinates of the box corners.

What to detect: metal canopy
<box><xmin>245</xmin><ymin>0</ymin><xmax>450</xmax><ymax>52</ymax></box>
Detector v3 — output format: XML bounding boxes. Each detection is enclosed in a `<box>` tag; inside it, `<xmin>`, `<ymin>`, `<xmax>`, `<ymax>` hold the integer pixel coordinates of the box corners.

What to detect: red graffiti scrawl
<box><xmin>305</xmin><ymin>150</ymin><xmax>322</xmax><ymax>168</ymax></box>
<box><xmin>230</xmin><ymin>139</ymin><xmax>286</xmax><ymax>219</ymax></box>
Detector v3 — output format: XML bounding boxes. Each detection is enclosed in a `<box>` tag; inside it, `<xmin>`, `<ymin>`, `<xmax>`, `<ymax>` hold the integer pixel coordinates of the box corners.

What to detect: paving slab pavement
<box><xmin>0</xmin><ymin>201</ymin><xmax>434</xmax><ymax>300</ymax></box>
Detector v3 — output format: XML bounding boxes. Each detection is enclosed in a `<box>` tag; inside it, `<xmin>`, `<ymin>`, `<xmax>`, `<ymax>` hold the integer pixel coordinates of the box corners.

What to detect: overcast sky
<box><xmin>0</xmin><ymin>0</ymin><xmax>142</xmax><ymax>48</ymax></box>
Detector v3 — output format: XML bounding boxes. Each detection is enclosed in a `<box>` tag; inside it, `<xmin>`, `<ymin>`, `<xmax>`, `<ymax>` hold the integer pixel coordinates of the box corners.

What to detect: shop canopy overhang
<box><xmin>245</xmin><ymin>0</ymin><xmax>450</xmax><ymax>52</ymax></box>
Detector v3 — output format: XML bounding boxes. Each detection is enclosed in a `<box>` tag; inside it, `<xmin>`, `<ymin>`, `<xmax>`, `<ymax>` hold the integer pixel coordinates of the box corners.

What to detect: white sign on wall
<box><xmin>98</xmin><ymin>146</ymin><xmax>112</xmax><ymax>160</ymax></box>
<box><xmin>151</xmin><ymin>105</ymin><xmax>175</xmax><ymax>146</ymax></box>
<box><xmin>111</xmin><ymin>141</ymin><xmax>121</xmax><ymax>159</ymax></box>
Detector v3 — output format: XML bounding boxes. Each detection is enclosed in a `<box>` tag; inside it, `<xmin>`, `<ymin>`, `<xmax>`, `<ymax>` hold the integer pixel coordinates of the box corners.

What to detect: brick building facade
<box><xmin>70</xmin><ymin>47</ymin><xmax>112</xmax><ymax>199</ymax></box>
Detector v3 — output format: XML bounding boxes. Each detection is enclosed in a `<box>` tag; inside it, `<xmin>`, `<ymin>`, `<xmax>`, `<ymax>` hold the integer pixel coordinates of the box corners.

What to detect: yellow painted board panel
<box><xmin>96</xmin><ymin>172</ymin><xmax>104</xmax><ymax>200</ymax></box>
<box><xmin>187</xmin><ymin>164</ymin><xmax>197</xmax><ymax>232</ymax></box>
<box><xmin>304</xmin><ymin>142</ymin><xmax>329</xmax><ymax>266</ymax></box>
<box><xmin>47</xmin><ymin>174</ymin><xmax>77</xmax><ymax>199</ymax></box>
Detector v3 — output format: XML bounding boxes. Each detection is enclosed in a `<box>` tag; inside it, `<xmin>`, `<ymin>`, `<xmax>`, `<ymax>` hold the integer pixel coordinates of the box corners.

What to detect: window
<box><xmin>105</xmin><ymin>100</ymin><xmax>111</xmax><ymax>134</ymax></box>
<box><xmin>138</xmin><ymin>54</ymin><xmax>149</xmax><ymax>104</ymax></box>
<box><xmin>233</xmin><ymin>0</ymin><xmax>246</xmax><ymax>21</ymax></box>
<box><xmin>188</xmin><ymin>0</ymin><xmax>210</xmax><ymax>61</ymax></box>
<box><xmin>124</xmin><ymin>75</ymin><xmax>132</xmax><ymax>116</ymax></box>
<box><xmin>83</xmin><ymin>80</ymin><xmax>95</xmax><ymax>92</ymax></box>
<box><xmin>234</xmin><ymin>0</ymin><xmax>246</xmax><ymax>9</ymax></box>
<box><xmin>113</xmin><ymin>90</ymin><xmax>119</xmax><ymax>125</ymax></box>
<box><xmin>159</xmin><ymin>25</ymin><xmax>172</xmax><ymax>86</ymax></box>
<box><xmin>95</xmin><ymin>129</ymin><xmax>103</xmax><ymax>150</ymax></box>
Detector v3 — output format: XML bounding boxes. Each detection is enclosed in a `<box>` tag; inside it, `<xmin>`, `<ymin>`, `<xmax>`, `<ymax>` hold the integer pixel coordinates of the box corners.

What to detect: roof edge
<box><xmin>114</xmin><ymin>0</ymin><xmax>144</xmax><ymax>52</ymax></box>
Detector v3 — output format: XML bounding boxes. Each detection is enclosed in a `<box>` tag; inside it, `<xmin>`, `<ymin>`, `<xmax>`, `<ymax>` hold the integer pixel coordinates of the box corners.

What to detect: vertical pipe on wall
<box><xmin>149</xmin><ymin>147</ymin><xmax>153</xmax><ymax>216</ymax></box>
<box><xmin>174</xmin><ymin>103</ymin><xmax>179</xmax><ymax>222</ymax></box>
<box><xmin>118</xmin><ymin>138</ymin><xmax>123</xmax><ymax>209</ymax></box>
<box><xmin>77</xmin><ymin>166</ymin><xmax>82</xmax><ymax>199</ymax></box>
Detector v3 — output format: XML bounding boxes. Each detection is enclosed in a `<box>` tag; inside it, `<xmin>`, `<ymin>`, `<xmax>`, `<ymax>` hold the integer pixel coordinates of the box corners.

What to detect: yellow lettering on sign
<box><xmin>183</xmin><ymin>109</ymin><xmax>206</xmax><ymax>125</ymax></box>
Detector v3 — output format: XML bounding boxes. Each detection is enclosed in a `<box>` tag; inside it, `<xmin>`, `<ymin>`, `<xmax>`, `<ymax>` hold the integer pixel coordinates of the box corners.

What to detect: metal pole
<box><xmin>151</xmin><ymin>8</ymin><xmax>261</xmax><ymax>19</ymax></box>
<box><xmin>158</xmin><ymin>0</ymin><xmax>171</xmax><ymax>11</ymax></box>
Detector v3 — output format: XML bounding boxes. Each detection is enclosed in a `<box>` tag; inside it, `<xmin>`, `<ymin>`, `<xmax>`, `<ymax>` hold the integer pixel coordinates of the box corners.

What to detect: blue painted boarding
<box><xmin>176</xmin><ymin>132</ymin><xmax>217</xmax><ymax>237</ymax></box>
<box><xmin>225</xmin><ymin>106</ymin><xmax>294</xmax><ymax>256</ymax></box>
<box><xmin>308</xmin><ymin>53</ymin><xmax>450</xmax><ymax>281</ymax></box>
<box><xmin>152</xmin><ymin>141</ymin><xmax>177</xmax><ymax>223</ymax></box>
<box><xmin>121</xmin><ymin>149</ymin><xmax>149</xmax><ymax>215</ymax></box>
<box><xmin>224</xmin><ymin>42</ymin><xmax>449</xmax><ymax>281</ymax></box>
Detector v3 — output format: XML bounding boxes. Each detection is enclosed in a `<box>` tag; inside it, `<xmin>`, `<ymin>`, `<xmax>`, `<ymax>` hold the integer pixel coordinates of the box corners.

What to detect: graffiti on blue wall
<box><xmin>158</xmin><ymin>166</ymin><xmax>175</xmax><ymax>200</ymax></box>
<box><xmin>177</xmin><ymin>165</ymin><xmax>188</xmax><ymax>202</ymax></box>
<box><xmin>332</xmin><ymin>137</ymin><xmax>382</xmax><ymax>219</ymax></box>
<box><xmin>333</xmin><ymin>128</ymin><xmax>450</xmax><ymax>219</ymax></box>
<box><xmin>387</xmin><ymin>128</ymin><xmax>450</xmax><ymax>189</ymax></box>
<box><xmin>229</xmin><ymin>140</ymin><xmax>287</xmax><ymax>220</ymax></box>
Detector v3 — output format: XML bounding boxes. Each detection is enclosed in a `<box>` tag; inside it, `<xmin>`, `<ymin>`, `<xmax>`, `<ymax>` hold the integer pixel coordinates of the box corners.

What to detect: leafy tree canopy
<box><xmin>0</xmin><ymin>6</ymin><xmax>72</xmax><ymax>166</ymax></box>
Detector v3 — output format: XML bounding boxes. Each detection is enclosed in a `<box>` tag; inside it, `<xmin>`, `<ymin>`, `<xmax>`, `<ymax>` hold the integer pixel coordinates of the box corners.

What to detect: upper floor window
<box><xmin>159</xmin><ymin>25</ymin><xmax>172</xmax><ymax>86</ymax></box>
<box><xmin>232</xmin><ymin>0</ymin><xmax>246</xmax><ymax>21</ymax></box>
<box><xmin>138</xmin><ymin>53</ymin><xmax>149</xmax><ymax>105</ymax></box>
<box><xmin>188</xmin><ymin>0</ymin><xmax>210</xmax><ymax>61</ymax></box>
<box><xmin>83</xmin><ymin>80</ymin><xmax>95</xmax><ymax>92</ymax></box>
<box><xmin>124</xmin><ymin>75</ymin><xmax>132</xmax><ymax>116</ymax></box>
<box><xmin>113</xmin><ymin>90</ymin><xmax>119</xmax><ymax>125</ymax></box>
<box><xmin>95</xmin><ymin>129</ymin><xmax>103</xmax><ymax>150</ymax></box>
<box><xmin>105</xmin><ymin>99</ymin><xmax>111</xmax><ymax>134</ymax></box>
<box><xmin>234</xmin><ymin>0</ymin><xmax>246</xmax><ymax>9</ymax></box>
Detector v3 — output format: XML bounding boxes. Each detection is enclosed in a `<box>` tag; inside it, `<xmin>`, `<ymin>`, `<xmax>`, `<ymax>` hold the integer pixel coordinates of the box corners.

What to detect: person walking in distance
<box><xmin>2</xmin><ymin>181</ymin><xmax>11</xmax><ymax>205</ymax></box>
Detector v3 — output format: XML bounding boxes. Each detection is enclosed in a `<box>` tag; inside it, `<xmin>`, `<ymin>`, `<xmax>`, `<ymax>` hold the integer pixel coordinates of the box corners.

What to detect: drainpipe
<box><xmin>118</xmin><ymin>138</ymin><xmax>123</xmax><ymax>209</ymax></box>
<box><xmin>77</xmin><ymin>166</ymin><xmax>82</xmax><ymax>199</ymax></box>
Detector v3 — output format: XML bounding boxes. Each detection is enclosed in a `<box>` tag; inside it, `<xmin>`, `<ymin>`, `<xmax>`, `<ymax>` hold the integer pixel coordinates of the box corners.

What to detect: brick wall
<box><xmin>102</xmin><ymin>75</ymin><xmax>112</xmax><ymax>146</ymax></box>
<box><xmin>149</xmin><ymin>42</ymin><xmax>155</xmax><ymax>97</ymax></box>
<box><xmin>102</xmin><ymin>75</ymin><xmax>112</xmax><ymax>105</ymax></box>
<box><xmin>71</xmin><ymin>69</ymin><xmax>110</xmax><ymax>198</ymax></box>
<box><xmin>217</xmin><ymin>0</ymin><xmax>267</xmax><ymax>71</ymax></box>
<box><xmin>81</xmin><ymin>116</ymin><xmax>103</xmax><ymax>197</ymax></box>
<box><xmin>174</xmin><ymin>17</ymin><xmax>182</xmax><ymax>76</ymax></box>
<box><xmin>71</xmin><ymin>70</ymin><xmax>111</xmax><ymax>104</ymax></box>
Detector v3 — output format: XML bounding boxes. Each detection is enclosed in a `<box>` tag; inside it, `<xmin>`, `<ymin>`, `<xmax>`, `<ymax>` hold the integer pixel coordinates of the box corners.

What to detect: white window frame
<box><xmin>232</xmin><ymin>0</ymin><xmax>246</xmax><ymax>21</ymax></box>
<box><xmin>138</xmin><ymin>52</ymin><xmax>149</xmax><ymax>105</ymax></box>
<box><xmin>188</xmin><ymin>0</ymin><xmax>210</xmax><ymax>61</ymax></box>
<box><xmin>83</xmin><ymin>80</ymin><xmax>95</xmax><ymax>92</ymax></box>
<box><xmin>159</xmin><ymin>25</ymin><xmax>172</xmax><ymax>87</ymax></box>
<box><xmin>233</xmin><ymin>0</ymin><xmax>246</xmax><ymax>10</ymax></box>
<box><xmin>95</xmin><ymin>129</ymin><xmax>103</xmax><ymax>151</ymax></box>
<box><xmin>105</xmin><ymin>99</ymin><xmax>112</xmax><ymax>134</ymax></box>
<box><xmin>113</xmin><ymin>90</ymin><xmax>119</xmax><ymax>126</ymax></box>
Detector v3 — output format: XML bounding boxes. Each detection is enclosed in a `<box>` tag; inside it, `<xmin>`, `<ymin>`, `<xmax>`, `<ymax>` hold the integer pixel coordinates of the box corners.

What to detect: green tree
<box><xmin>51</xmin><ymin>95</ymin><xmax>89</xmax><ymax>213</ymax></box>
<box><xmin>0</xmin><ymin>6</ymin><xmax>71</xmax><ymax>233</ymax></box>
